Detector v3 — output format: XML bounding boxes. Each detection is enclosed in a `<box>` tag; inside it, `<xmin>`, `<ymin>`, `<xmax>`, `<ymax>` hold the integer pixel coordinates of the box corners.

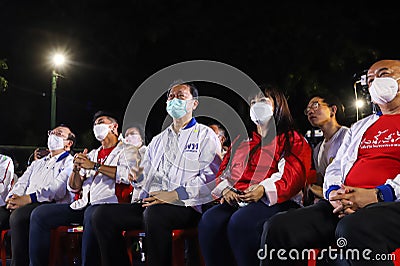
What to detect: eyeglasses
<box><xmin>48</xmin><ymin>130</ymin><xmax>68</xmax><ymax>139</ymax></box>
<box><xmin>304</xmin><ymin>102</ymin><xmax>327</xmax><ymax>115</ymax></box>
<box><xmin>125</xmin><ymin>132</ymin><xmax>141</xmax><ymax>137</ymax></box>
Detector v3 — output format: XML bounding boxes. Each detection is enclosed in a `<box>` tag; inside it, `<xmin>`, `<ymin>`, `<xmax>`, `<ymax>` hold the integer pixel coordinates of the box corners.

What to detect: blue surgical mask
<box><xmin>166</xmin><ymin>98</ymin><xmax>188</xmax><ymax>119</ymax></box>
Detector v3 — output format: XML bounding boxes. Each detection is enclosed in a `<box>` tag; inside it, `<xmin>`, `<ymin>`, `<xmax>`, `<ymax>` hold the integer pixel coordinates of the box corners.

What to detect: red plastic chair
<box><xmin>49</xmin><ymin>225</ymin><xmax>83</xmax><ymax>266</ymax></box>
<box><xmin>124</xmin><ymin>228</ymin><xmax>205</xmax><ymax>266</ymax></box>
<box><xmin>0</xmin><ymin>229</ymin><xmax>10</xmax><ymax>266</ymax></box>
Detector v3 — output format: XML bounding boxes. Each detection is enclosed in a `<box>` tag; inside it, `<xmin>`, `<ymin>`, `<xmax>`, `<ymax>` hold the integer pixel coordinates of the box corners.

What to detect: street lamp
<box><xmin>355</xmin><ymin>99</ymin><xmax>364</xmax><ymax>108</ymax></box>
<box><xmin>50</xmin><ymin>54</ymin><xmax>65</xmax><ymax>129</ymax></box>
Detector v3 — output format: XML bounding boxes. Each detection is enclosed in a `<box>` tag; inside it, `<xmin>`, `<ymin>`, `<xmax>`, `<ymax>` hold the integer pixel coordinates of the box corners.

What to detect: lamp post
<box><xmin>50</xmin><ymin>54</ymin><xmax>65</xmax><ymax>129</ymax></box>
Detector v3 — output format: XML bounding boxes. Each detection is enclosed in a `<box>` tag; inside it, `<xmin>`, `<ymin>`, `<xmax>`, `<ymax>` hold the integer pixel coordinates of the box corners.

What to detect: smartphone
<box><xmin>36</xmin><ymin>148</ymin><xmax>50</xmax><ymax>159</ymax></box>
<box><xmin>229</xmin><ymin>186</ymin><xmax>245</xmax><ymax>195</ymax></box>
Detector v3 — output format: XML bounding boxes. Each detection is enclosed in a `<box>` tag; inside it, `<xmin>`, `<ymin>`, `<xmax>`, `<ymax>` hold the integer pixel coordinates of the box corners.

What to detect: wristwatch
<box><xmin>376</xmin><ymin>188</ymin><xmax>384</xmax><ymax>202</ymax></box>
<box><xmin>93</xmin><ymin>162</ymin><xmax>101</xmax><ymax>172</ymax></box>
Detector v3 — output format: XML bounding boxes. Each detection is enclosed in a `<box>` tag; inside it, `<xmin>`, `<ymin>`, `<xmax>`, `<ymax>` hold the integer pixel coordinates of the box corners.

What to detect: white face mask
<box><xmin>47</xmin><ymin>134</ymin><xmax>65</xmax><ymax>151</ymax></box>
<box><xmin>369</xmin><ymin>77</ymin><xmax>399</xmax><ymax>105</ymax></box>
<box><xmin>250</xmin><ymin>102</ymin><xmax>273</xmax><ymax>125</ymax></box>
<box><xmin>93</xmin><ymin>123</ymin><xmax>112</xmax><ymax>141</ymax></box>
<box><xmin>124</xmin><ymin>134</ymin><xmax>142</xmax><ymax>147</ymax></box>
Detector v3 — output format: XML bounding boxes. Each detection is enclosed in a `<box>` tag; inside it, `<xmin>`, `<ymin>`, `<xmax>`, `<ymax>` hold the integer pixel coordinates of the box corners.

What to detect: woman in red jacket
<box><xmin>198</xmin><ymin>85</ymin><xmax>312</xmax><ymax>266</ymax></box>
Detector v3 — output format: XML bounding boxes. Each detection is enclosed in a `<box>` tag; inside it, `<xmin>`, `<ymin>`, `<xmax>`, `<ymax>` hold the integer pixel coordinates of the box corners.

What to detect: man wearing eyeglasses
<box><xmin>0</xmin><ymin>124</ymin><xmax>75</xmax><ymax>266</ymax></box>
<box><xmin>303</xmin><ymin>94</ymin><xmax>349</xmax><ymax>204</ymax></box>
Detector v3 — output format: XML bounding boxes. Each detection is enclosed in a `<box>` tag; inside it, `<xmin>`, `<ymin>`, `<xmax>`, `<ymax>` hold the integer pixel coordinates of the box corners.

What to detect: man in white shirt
<box><xmin>303</xmin><ymin>93</ymin><xmax>349</xmax><ymax>204</ymax></box>
<box><xmin>29</xmin><ymin>111</ymin><xmax>135</xmax><ymax>266</ymax></box>
<box><xmin>91</xmin><ymin>82</ymin><xmax>222</xmax><ymax>266</ymax></box>
<box><xmin>1</xmin><ymin>125</ymin><xmax>75</xmax><ymax>266</ymax></box>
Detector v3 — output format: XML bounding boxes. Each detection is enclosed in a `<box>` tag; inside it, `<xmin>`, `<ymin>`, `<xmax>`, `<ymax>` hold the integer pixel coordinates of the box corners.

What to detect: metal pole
<box><xmin>353</xmin><ymin>81</ymin><xmax>359</xmax><ymax>121</ymax></box>
<box><xmin>51</xmin><ymin>70</ymin><xmax>57</xmax><ymax>129</ymax></box>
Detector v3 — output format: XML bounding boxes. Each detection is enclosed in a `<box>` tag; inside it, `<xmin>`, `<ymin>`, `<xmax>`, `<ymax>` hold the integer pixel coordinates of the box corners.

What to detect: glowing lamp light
<box><xmin>52</xmin><ymin>54</ymin><xmax>65</xmax><ymax>66</ymax></box>
<box><xmin>355</xmin><ymin>99</ymin><xmax>364</xmax><ymax>108</ymax></box>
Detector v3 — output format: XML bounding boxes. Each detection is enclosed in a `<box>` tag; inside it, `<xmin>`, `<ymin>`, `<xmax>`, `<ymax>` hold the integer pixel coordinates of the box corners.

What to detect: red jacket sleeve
<box><xmin>273</xmin><ymin>131</ymin><xmax>312</xmax><ymax>204</ymax></box>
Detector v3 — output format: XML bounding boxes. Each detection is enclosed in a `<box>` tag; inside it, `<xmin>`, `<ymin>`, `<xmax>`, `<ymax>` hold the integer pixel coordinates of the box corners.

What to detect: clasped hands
<box><xmin>5</xmin><ymin>194</ymin><xmax>31</xmax><ymax>211</ymax></box>
<box><xmin>329</xmin><ymin>185</ymin><xmax>378</xmax><ymax>218</ymax></box>
<box><xmin>221</xmin><ymin>184</ymin><xmax>265</xmax><ymax>205</ymax></box>
<box><xmin>141</xmin><ymin>190</ymin><xmax>179</xmax><ymax>207</ymax></box>
<box><xmin>73</xmin><ymin>149</ymin><xmax>93</xmax><ymax>175</ymax></box>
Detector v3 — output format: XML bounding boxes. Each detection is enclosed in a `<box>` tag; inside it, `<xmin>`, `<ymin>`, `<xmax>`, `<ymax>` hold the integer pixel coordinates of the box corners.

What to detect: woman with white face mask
<box><xmin>121</xmin><ymin>123</ymin><xmax>148</xmax><ymax>197</ymax></box>
<box><xmin>123</xmin><ymin>126</ymin><xmax>145</xmax><ymax>148</ymax></box>
<box><xmin>198</xmin><ymin>86</ymin><xmax>312</xmax><ymax>266</ymax></box>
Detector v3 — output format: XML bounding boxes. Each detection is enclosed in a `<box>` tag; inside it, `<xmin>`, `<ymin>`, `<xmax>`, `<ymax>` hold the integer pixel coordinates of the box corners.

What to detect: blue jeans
<box><xmin>29</xmin><ymin>204</ymin><xmax>100</xmax><ymax>266</ymax></box>
<box><xmin>198</xmin><ymin>200</ymin><xmax>300</xmax><ymax>266</ymax></box>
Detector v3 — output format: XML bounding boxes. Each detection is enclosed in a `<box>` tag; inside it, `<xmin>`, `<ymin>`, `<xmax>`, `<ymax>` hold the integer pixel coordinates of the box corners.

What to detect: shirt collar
<box><xmin>168</xmin><ymin>117</ymin><xmax>197</xmax><ymax>133</ymax></box>
<box><xmin>183</xmin><ymin>117</ymin><xmax>197</xmax><ymax>129</ymax></box>
<box><xmin>46</xmin><ymin>151</ymin><xmax>70</xmax><ymax>162</ymax></box>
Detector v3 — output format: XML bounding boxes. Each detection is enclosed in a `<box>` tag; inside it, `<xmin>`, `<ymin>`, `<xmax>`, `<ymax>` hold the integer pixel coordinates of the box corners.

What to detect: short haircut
<box><xmin>92</xmin><ymin>110</ymin><xmax>119</xmax><ymax>125</ymax></box>
<box><xmin>167</xmin><ymin>80</ymin><xmax>199</xmax><ymax>99</ymax></box>
<box><xmin>58</xmin><ymin>123</ymin><xmax>76</xmax><ymax>150</ymax></box>
<box><xmin>309</xmin><ymin>93</ymin><xmax>345</xmax><ymax>124</ymax></box>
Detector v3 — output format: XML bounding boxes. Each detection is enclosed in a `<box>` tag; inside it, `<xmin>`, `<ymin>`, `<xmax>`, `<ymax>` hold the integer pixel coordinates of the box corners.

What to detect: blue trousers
<box><xmin>198</xmin><ymin>200</ymin><xmax>299</xmax><ymax>266</ymax></box>
<box><xmin>29</xmin><ymin>203</ymin><xmax>100</xmax><ymax>266</ymax></box>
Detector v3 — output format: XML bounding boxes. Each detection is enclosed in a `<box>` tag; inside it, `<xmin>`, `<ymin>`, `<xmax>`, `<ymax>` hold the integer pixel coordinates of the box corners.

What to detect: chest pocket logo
<box><xmin>185</xmin><ymin>143</ymin><xmax>199</xmax><ymax>153</ymax></box>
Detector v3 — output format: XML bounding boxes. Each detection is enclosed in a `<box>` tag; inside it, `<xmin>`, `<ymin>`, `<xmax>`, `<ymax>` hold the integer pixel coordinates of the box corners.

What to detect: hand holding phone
<box><xmin>34</xmin><ymin>148</ymin><xmax>50</xmax><ymax>160</ymax></box>
<box><xmin>229</xmin><ymin>186</ymin><xmax>245</xmax><ymax>195</ymax></box>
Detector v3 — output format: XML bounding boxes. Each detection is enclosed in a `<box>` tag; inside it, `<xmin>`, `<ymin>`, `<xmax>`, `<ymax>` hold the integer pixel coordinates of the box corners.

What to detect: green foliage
<box><xmin>0</xmin><ymin>59</ymin><xmax>8</xmax><ymax>92</ymax></box>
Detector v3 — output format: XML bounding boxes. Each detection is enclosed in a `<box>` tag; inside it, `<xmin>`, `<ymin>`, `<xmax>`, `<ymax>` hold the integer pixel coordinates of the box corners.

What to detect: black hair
<box><xmin>124</xmin><ymin>122</ymin><xmax>147</xmax><ymax>145</ymax></box>
<box><xmin>219</xmin><ymin>84</ymin><xmax>305</xmax><ymax>182</ymax></box>
<box><xmin>92</xmin><ymin>110</ymin><xmax>119</xmax><ymax>125</ymax></box>
<box><xmin>167</xmin><ymin>80</ymin><xmax>199</xmax><ymax>99</ymax></box>
<box><xmin>57</xmin><ymin>123</ymin><xmax>76</xmax><ymax>151</ymax></box>
<box><xmin>247</xmin><ymin>84</ymin><xmax>296</xmax><ymax>155</ymax></box>
<box><xmin>208</xmin><ymin>122</ymin><xmax>230</xmax><ymax>146</ymax></box>
<box><xmin>308</xmin><ymin>92</ymin><xmax>345</xmax><ymax>124</ymax></box>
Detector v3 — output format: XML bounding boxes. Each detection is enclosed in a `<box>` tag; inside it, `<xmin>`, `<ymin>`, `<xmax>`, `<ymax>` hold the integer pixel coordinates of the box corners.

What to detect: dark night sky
<box><xmin>0</xmin><ymin>0</ymin><xmax>398</xmax><ymax>171</ymax></box>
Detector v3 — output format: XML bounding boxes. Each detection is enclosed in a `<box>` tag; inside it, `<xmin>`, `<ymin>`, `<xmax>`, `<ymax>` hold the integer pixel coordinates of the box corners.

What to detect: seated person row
<box><xmin>198</xmin><ymin>85</ymin><xmax>312</xmax><ymax>266</ymax></box>
<box><xmin>263</xmin><ymin>59</ymin><xmax>400</xmax><ymax>265</ymax></box>
<box><xmin>31</xmin><ymin>82</ymin><xmax>222</xmax><ymax>266</ymax></box>
<box><xmin>29</xmin><ymin>111</ymin><xmax>143</xmax><ymax>266</ymax></box>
